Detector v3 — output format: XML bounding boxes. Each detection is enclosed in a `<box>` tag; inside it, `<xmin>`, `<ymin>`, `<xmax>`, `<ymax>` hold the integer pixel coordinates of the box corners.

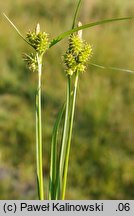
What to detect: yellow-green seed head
<box><xmin>76</xmin><ymin>64</ymin><xmax>86</xmax><ymax>73</ymax></box>
<box><xmin>69</xmin><ymin>34</ymin><xmax>83</xmax><ymax>55</ymax></box>
<box><xmin>66</xmin><ymin>68</ymin><xmax>74</xmax><ymax>76</ymax></box>
<box><xmin>64</xmin><ymin>51</ymin><xmax>76</xmax><ymax>68</ymax></box>
<box><xmin>23</xmin><ymin>53</ymin><xmax>38</xmax><ymax>72</ymax></box>
<box><xmin>64</xmin><ymin>33</ymin><xmax>92</xmax><ymax>76</ymax></box>
<box><xmin>78</xmin><ymin>43</ymin><xmax>92</xmax><ymax>63</ymax></box>
<box><xmin>26</xmin><ymin>25</ymin><xmax>49</xmax><ymax>55</ymax></box>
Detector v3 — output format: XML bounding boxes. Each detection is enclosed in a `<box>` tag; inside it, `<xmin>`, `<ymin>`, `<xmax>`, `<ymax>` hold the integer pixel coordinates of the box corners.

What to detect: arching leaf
<box><xmin>49</xmin><ymin>16</ymin><xmax>134</xmax><ymax>48</ymax></box>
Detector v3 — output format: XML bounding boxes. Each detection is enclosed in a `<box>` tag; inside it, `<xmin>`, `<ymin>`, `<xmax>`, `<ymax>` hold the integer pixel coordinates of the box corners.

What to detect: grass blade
<box><xmin>3</xmin><ymin>13</ymin><xmax>32</xmax><ymax>47</ymax></box>
<box><xmin>55</xmin><ymin>76</ymin><xmax>71</xmax><ymax>199</ymax></box>
<box><xmin>49</xmin><ymin>103</ymin><xmax>65</xmax><ymax>200</ymax></box>
<box><xmin>49</xmin><ymin>16</ymin><xmax>134</xmax><ymax>47</ymax></box>
<box><xmin>72</xmin><ymin>0</ymin><xmax>82</xmax><ymax>29</ymax></box>
<box><xmin>90</xmin><ymin>63</ymin><xmax>134</xmax><ymax>74</ymax></box>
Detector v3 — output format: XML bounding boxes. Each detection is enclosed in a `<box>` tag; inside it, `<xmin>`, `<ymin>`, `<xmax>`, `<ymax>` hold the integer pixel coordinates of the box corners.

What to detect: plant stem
<box><xmin>61</xmin><ymin>22</ymin><xmax>82</xmax><ymax>200</ymax></box>
<box><xmin>36</xmin><ymin>53</ymin><xmax>44</xmax><ymax>200</ymax></box>
<box><xmin>55</xmin><ymin>76</ymin><xmax>71</xmax><ymax>199</ymax></box>
<box><xmin>62</xmin><ymin>71</ymin><xmax>79</xmax><ymax>200</ymax></box>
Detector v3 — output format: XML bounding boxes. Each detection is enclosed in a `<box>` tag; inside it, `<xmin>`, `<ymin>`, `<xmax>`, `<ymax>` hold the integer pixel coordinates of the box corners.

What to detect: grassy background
<box><xmin>0</xmin><ymin>0</ymin><xmax>134</xmax><ymax>199</ymax></box>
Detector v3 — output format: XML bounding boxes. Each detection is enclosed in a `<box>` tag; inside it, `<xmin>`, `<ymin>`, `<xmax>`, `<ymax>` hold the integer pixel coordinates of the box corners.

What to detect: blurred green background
<box><xmin>0</xmin><ymin>0</ymin><xmax>134</xmax><ymax>199</ymax></box>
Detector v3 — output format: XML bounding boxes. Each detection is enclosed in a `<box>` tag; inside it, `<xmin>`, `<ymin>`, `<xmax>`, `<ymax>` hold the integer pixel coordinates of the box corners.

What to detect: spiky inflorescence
<box><xmin>23</xmin><ymin>53</ymin><xmax>38</xmax><ymax>72</ymax></box>
<box><xmin>64</xmin><ymin>34</ymin><xmax>92</xmax><ymax>76</ymax></box>
<box><xmin>26</xmin><ymin>31</ymin><xmax>49</xmax><ymax>55</ymax></box>
<box><xmin>26</xmin><ymin>24</ymin><xmax>49</xmax><ymax>55</ymax></box>
<box><xmin>24</xmin><ymin>24</ymin><xmax>49</xmax><ymax>72</ymax></box>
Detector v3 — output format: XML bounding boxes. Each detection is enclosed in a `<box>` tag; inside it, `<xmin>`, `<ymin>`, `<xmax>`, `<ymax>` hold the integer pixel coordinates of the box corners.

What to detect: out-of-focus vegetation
<box><xmin>0</xmin><ymin>0</ymin><xmax>134</xmax><ymax>199</ymax></box>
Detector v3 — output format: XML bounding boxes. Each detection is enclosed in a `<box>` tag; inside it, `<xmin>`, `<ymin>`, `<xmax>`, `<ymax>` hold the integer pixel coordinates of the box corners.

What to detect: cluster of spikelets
<box><xmin>26</xmin><ymin>31</ymin><xmax>49</xmax><ymax>55</ymax></box>
<box><xmin>23</xmin><ymin>53</ymin><xmax>38</xmax><ymax>72</ymax></box>
<box><xmin>24</xmin><ymin>24</ymin><xmax>49</xmax><ymax>72</ymax></box>
<box><xmin>64</xmin><ymin>34</ymin><xmax>92</xmax><ymax>76</ymax></box>
<box><xmin>24</xmin><ymin>24</ymin><xmax>92</xmax><ymax>74</ymax></box>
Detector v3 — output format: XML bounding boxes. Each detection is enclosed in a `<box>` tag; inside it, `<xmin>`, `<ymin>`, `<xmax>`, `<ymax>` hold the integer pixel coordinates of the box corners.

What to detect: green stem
<box><xmin>36</xmin><ymin>53</ymin><xmax>44</xmax><ymax>200</ymax></box>
<box><xmin>62</xmin><ymin>71</ymin><xmax>79</xmax><ymax>200</ymax></box>
<box><xmin>55</xmin><ymin>76</ymin><xmax>71</xmax><ymax>199</ymax></box>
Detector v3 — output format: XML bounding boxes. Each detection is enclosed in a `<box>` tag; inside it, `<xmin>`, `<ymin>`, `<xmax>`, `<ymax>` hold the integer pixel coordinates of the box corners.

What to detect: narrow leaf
<box><xmin>72</xmin><ymin>0</ymin><xmax>82</xmax><ymax>29</ymax></box>
<box><xmin>3</xmin><ymin>13</ymin><xmax>32</xmax><ymax>47</ymax></box>
<box><xmin>49</xmin><ymin>16</ymin><xmax>134</xmax><ymax>48</ymax></box>
<box><xmin>55</xmin><ymin>77</ymin><xmax>71</xmax><ymax>200</ymax></box>
<box><xmin>49</xmin><ymin>103</ymin><xmax>65</xmax><ymax>199</ymax></box>
<box><xmin>90</xmin><ymin>63</ymin><xmax>134</xmax><ymax>74</ymax></box>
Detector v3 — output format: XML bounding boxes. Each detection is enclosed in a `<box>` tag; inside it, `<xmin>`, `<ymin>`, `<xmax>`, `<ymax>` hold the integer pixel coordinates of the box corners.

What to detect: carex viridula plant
<box><xmin>3</xmin><ymin>0</ymin><xmax>134</xmax><ymax>200</ymax></box>
<box><xmin>24</xmin><ymin>24</ymin><xmax>49</xmax><ymax>200</ymax></box>
<box><xmin>62</xmin><ymin>25</ymin><xmax>92</xmax><ymax>199</ymax></box>
<box><xmin>54</xmin><ymin>24</ymin><xmax>92</xmax><ymax>200</ymax></box>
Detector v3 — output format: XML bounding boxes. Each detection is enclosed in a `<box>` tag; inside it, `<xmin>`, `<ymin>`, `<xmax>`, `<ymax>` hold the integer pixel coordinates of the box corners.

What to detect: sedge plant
<box><xmin>24</xmin><ymin>24</ymin><xmax>49</xmax><ymax>200</ymax></box>
<box><xmin>3</xmin><ymin>0</ymin><xmax>134</xmax><ymax>200</ymax></box>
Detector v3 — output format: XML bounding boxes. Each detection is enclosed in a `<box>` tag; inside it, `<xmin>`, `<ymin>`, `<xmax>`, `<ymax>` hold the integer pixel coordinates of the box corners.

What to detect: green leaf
<box><xmin>3</xmin><ymin>13</ymin><xmax>33</xmax><ymax>47</ymax></box>
<box><xmin>55</xmin><ymin>76</ymin><xmax>71</xmax><ymax>200</ymax></box>
<box><xmin>49</xmin><ymin>16</ymin><xmax>134</xmax><ymax>48</ymax></box>
<box><xmin>90</xmin><ymin>63</ymin><xmax>134</xmax><ymax>74</ymax></box>
<box><xmin>72</xmin><ymin>0</ymin><xmax>82</xmax><ymax>29</ymax></box>
<box><xmin>49</xmin><ymin>103</ymin><xmax>65</xmax><ymax>200</ymax></box>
